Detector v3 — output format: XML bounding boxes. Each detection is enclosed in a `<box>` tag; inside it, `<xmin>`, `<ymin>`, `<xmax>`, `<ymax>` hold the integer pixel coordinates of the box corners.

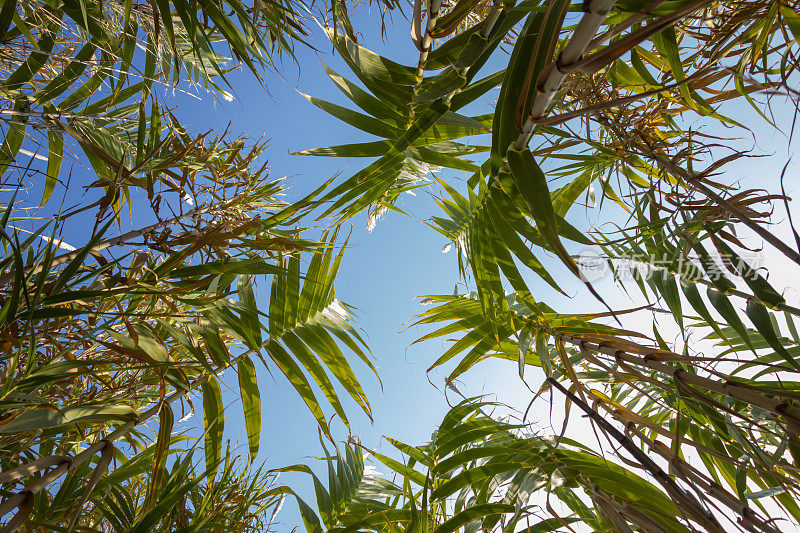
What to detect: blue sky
<box><xmin>101</xmin><ymin>4</ymin><xmax>800</xmax><ymax>528</ymax></box>
<box><xmin>163</xmin><ymin>7</ymin><xmax>541</xmax><ymax>527</ymax></box>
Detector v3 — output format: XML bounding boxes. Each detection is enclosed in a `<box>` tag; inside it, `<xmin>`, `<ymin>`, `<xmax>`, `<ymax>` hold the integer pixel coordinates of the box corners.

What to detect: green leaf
<box><xmin>652</xmin><ymin>26</ymin><xmax>694</xmax><ymax>109</ymax></box>
<box><xmin>295</xmin><ymin>140</ymin><xmax>391</xmax><ymax>158</ymax></box>
<box><xmin>435</xmin><ymin>504</ymin><xmax>516</xmax><ymax>533</ymax></box>
<box><xmin>0</xmin><ymin>100</ymin><xmax>27</xmax><ymax>178</ymax></box>
<box><xmin>328</xmin><ymin>30</ymin><xmax>416</xmax><ymax>106</ymax></box>
<box><xmin>171</xmin><ymin>258</ymin><xmax>282</xmax><ymax>278</ymax></box>
<box><xmin>147</xmin><ymin>403</ymin><xmax>173</xmax><ymax>507</ymax></box>
<box><xmin>0</xmin><ymin>0</ymin><xmax>15</xmax><ymax>42</ymax></box>
<box><xmin>782</xmin><ymin>5</ymin><xmax>800</xmax><ymax>43</ymax></box>
<box><xmin>650</xmin><ymin>272</ymin><xmax>683</xmax><ymax>329</ymax></box>
<box><xmin>41</xmin><ymin>129</ymin><xmax>63</xmax><ymax>207</ymax></box>
<box><xmin>322</xmin><ymin>64</ymin><xmax>404</xmax><ymax>121</ymax></box>
<box><xmin>238</xmin><ymin>356</ymin><xmax>261</xmax><ymax>460</ymax></box>
<box><xmin>51</xmin><ymin>220</ymin><xmax>113</xmax><ymax>295</ymax></box>
<box><xmin>265</xmin><ymin>339</ymin><xmax>331</xmax><ymax>438</ymax></box>
<box><xmin>300</xmin><ymin>93</ymin><xmax>401</xmax><ymax>139</ymax></box>
<box><xmin>202</xmin><ymin>376</ymin><xmax>224</xmax><ymax>484</ymax></box>
<box><xmin>2</xmin><ymin>27</ymin><xmax>55</xmax><ymax>91</ymax></box>
<box><xmin>35</xmin><ymin>42</ymin><xmax>97</xmax><ymax>103</ymax></box>
<box><xmin>681</xmin><ymin>280</ymin><xmax>727</xmax><ymax>342</ymax></box>
<box><xmin>238</xmin><ymin>274</ymin><xmax>262</xmax><ymax>349</ymax></box>
<box><xmin>61</xmin><ymin>0</ymin><xmax>115</xmax><ymax>50</ymax></box>
<box><xmin>506</xmin><ymin>146</ymin><xmax>579</xmax><ymax>278</ymax></box>
<box><xmin>707</xmin><ymin>288</ymin><xmax>755</xmax><ymax>352</ymax></box>
<box><xmin>536</xmin><ymin>331</ymin><xmax>552</xmax><ymax>378</ymax></box>
<box><xmin>0</xmin><ymin>405</ymin><xmax>137</xmax><ymax>433</ymax></box>
<box><xmin>714</xmin><ymin>239</ymin><xmax>785</xmax><ymax>309</ymax></box>
<box><xmin>746</xmin><ymin>299</ymin><xmax>800</xmax><ymax>371</ymax></box>
<box><xmin>690</xmin><ymin>240</ymin><xmax>737</xmax><ymax>294</ymax></box>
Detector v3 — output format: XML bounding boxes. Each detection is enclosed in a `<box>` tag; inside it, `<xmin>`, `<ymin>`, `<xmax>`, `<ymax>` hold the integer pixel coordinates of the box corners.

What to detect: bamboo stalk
<box><xmin>587</xmin><ymin>0</ymin><xmax>670</xmax><ymax>49</ymax></box>
<box><xmin>560</xmin><ymin>334</ymin><xmax>800</xmax><ymax>428</ymax></box>
<box><xmin>573</xmin><ymin>0</ymin><xmax>715</xmax><ymax>75</ymax></box>
<box><xmin>619</xmin><ymin>503</ymin><xmax>677</xmax><ymax>533</ymax></box>
<box><xmin>529</xmin><ymin>0</ymin><xmax>617</xmax><ymax>119</ymax></box>
<box><xmin>412</xmin><ymin>0</ymin><xmax>424</xmax><ymax>51</ymax></box>
<box><xmin>497</xmin><ymin>0</ymin><xmax>622</xmax><ymax>172</ymax></box>
<box><xmin>511</xmin><ymin>0</ymin><xmax>618</xmax><ymax>152</ymax></box>
<box><xmin>414</xmin><ymin>0</ymin><xmax>443</xmax><ymax>84</ymax></box>
<box><xmin>548</xmin><ymin>376</ymin><xmax>726</xmax><ymax>532</ymax></box>
<box><xmin>0</xmin><ymin>455</ymin><xmax>71</xmax><ymax>485</ymax></box>
<box><xmin>590</xmin><ymin>486</ymin><xmax>637</xmax><ymax>532</ymax></box>
<box><xmin>627</xmin><ymin>424</ymin><xmax>782</xmax><ymax>533</ymax></box>
<box><xmin>66</xmin><ymin>442</ymin><xmax>114</xmax><ymax>533</ymax></box>
<box><xmin>0</xmin><ymin>493</ymin><xmax>26</xmax><ymax>520</ymax></box>
<box><xmin>480</xmin><ymin>0</ymin><xmax>503</xmax><ymax>39</ymax></box>
<box><xmin>0</xmin><ymin>492</ymin><xmax>32</xmax><ymax>533</ymax></box>
<box><xmin>408</xmin><ymin>0</ymin><xmax>503</xmax><ymax>123</ymax></box>
<box><xmin>508</xmin><ymin>0</ymin><xmax>717</xmax><ymax>153</ymax></box>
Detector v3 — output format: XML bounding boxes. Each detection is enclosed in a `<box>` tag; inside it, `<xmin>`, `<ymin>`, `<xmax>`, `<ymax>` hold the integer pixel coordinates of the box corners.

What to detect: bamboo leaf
<box><xmin>0</xmin><ymin>0</ymin><xmax>15</xmax><ymax>41</ymax></box>
<box><xmin>435</xmin><ymin>503</ymin><xmax>516</xmax><ymax>533</ymax></box>
<box><xmin>147</xmin><ymin>403</ymin><xmax>173</xmax><ymax>508</ymax></box>
<box><xmin>41</xmin><ymin>129</ymin><xmax>63</xmax><ymax>207</ymax></box>
<box><xmin>746</xmin><ymin>299</ymin><xmax>800</xmax><ymax>371</ymax></box>
<box><xmin>0</xmin><ymin>405</ymin><xmax>137</xmax><ymax>433</ymax></box>
<box><xmin>238</xmin><ymin>356</ymin><xmax>261</xmax><ymax>460</ymax></box>
<box><xmin>506</xmin><ymin>146</ymin><xmax>580</xmax><ymax>278</ymax></box>
<box><xmin>708</xmin><ymin>288</ymin><xmax>755</xmax><ymax>352</ymax></box>
<box><xmin>202</xmin><ymin>376</ymin><xmax>224</xmax><ymax>484</ymax></box>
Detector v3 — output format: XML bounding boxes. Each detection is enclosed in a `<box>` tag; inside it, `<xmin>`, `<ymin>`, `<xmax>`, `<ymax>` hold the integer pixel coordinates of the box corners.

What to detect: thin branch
<box><xmin>547</xmin><ymin>376</ymin><xmax>725</xmax><ymax>532</ymax></box>
<box><xmin>0</xmin><ymin>192</ymin><xmax>249</xmax><ymax>287</ymax></box>
<box><xmin>631</xmin><ymin>140</ymin><xmax>800</xmax><ymax>267</ymax></box>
